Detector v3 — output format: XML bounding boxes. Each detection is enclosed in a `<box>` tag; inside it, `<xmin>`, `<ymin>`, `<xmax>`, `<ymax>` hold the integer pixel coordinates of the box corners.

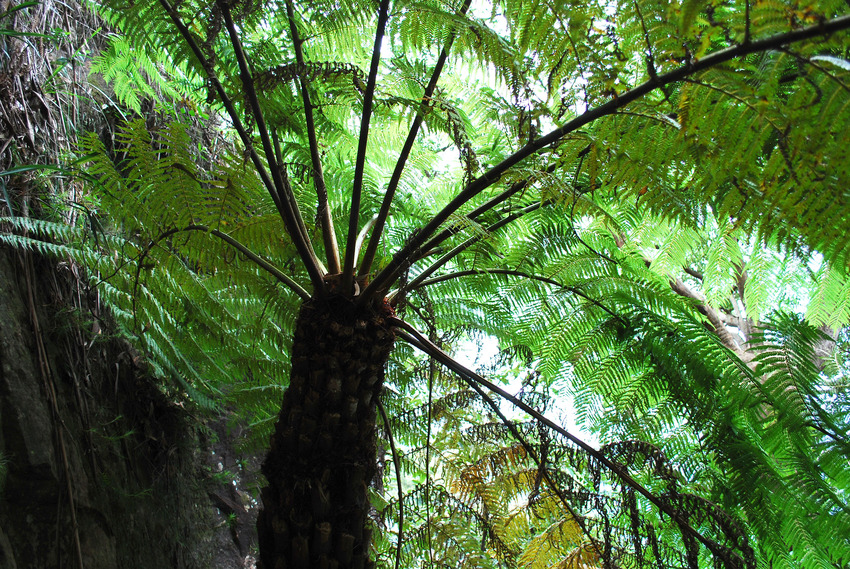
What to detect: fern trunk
<box><xmin>257</xmin><ymin>296</ymin><xmax>395</xmax><ymax>569</ymax></box>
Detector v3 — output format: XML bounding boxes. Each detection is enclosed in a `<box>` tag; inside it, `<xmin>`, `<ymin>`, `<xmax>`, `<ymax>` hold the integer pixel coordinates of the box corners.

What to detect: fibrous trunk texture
<box><xmin>257</xmin><ymin>296</ymin><xmax>395</xmax><ymax>569</ymax></box>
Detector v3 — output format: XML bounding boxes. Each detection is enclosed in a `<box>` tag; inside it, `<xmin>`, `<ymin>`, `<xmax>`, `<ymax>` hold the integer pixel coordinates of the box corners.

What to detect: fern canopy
<box><xmin>2</xmin><ymin>0</ymin><xmax>849</xmax><ymax>567</ymax></box>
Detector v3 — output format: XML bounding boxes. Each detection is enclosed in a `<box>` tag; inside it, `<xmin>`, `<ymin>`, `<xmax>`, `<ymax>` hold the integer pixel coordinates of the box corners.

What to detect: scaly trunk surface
<box><xmin>257</xmin><ymin>295</ymin><xmax>395</xmax><ymax>569</ymax></box>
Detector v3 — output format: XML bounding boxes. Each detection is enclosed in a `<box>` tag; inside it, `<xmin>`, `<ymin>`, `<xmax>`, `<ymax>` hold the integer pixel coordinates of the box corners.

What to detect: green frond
<box><xmin>806</xmin><ymin>262</ymin><xmax>850</xmax><ymax>329</ymax></box>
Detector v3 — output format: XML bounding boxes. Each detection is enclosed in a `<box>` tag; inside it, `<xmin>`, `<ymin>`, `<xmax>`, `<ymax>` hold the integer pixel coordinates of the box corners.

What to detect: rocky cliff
<box><xmin>0</xmin><ymin>248</ymin><xmax>257</xmax><ymax>568</ymax></box>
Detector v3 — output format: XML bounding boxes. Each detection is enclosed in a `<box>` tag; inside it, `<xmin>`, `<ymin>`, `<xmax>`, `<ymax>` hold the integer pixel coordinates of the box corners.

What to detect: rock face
<box><xmin>0</xmin><ymin>1</ymin><xmax>261</xmax><ymax>562</ymax></box>
<box><xmin>0</xmin><ymin>247</ymin><xmax>254</xmax><ymax>569</ymax></box>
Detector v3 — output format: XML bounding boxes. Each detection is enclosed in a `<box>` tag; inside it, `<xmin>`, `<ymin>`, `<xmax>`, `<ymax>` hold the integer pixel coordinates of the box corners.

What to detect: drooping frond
<box><xmin>4</xmin><ymin>117</ymin><xmax>307</xmax><ymax>414</ymax></box>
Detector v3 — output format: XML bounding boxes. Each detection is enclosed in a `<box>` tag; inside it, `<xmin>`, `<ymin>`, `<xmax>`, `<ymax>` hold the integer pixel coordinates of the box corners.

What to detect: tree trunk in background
<box><xmin>257</xmin><ymin>296</ymin><xmax>395</xmax><ymax>569</ymax></box>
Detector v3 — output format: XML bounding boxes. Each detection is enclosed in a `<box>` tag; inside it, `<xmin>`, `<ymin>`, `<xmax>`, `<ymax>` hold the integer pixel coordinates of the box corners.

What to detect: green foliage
<box><xmin>89</xmin><ymin>34</ymin><xmax>202</xmax><ymax>115</ymax></box>
<box><xmin>2</xmin><ymin>118</ymin><xmax>299</xmax><ymax>417</ymax></box>
<box><xmin>4</xmin><ymin>0</ymin><xmax>850</xmax><ymax>567</ymax></box>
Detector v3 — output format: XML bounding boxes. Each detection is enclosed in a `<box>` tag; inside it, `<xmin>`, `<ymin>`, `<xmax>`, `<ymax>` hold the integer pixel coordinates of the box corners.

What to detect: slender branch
<box><xmin>408</xmin><ymin>268</ymin><xmax>626</xmax><ymax>324</ymax></box>
<box><xmin>683</xmin><ymin>78</ymin><xmax>785</xmax><ymax>134</ymax></box>
<box><xmin>683</xmin><ymin>266</ymin><xmax>704</xmax><ymax>281</ymax></box>
<box><xmin>425</xmin><ymin>324</ymin><xmax>435</xmax><ymax>568</ymax></box>
<box><xmin>442</xmin><ymin>350</ymin><xmax>605</xmax><ymax>561</ymax></box>
<box><xmin>406</xmin><ymin>187</ymin><xmax>613</xmax><ymax>296</ymax></box>
<box><xmin>613</xmin><ymin>110</ymin><xmax>681</xmax><ymax>128</ymax></box>
<box><xmin>272</xmin><ymin>129</ymin><xmax>323</xmax><ymax>271</ymax></box>
<box><xmin>157</xmin><ymin>0</ymin><xmax>325</xmax><ymax>291</ymax></box>
<box><xmin>201</xmin><ymin>226</ymin><xmax>311</xmax><ymax>299</ymax></box>
<box><xmin>392</xmin><ymin>319</ymin><xmax>741</xmax><ymax>564</ymax></box>
<box><xmin>634</xmin><ymin>1</ymin><xmax>656</xmax><ymax>79</ymax></box>
<box><xmin>377</xmin><ymin>399</ymin><xmax>404</xmax><ymax>569</ymax></box>
<box><xmin>669</xmin><ymin>277</ymin><xmax>746</xmax><ymax>358</ymax></box>
<box><xmin>416</xmin><ymin>157</ymin><xmax>600</xmax><ymax>267</ymax></box>
<box><xmin>220</xmin><ymin>4</ymin><xmax>325</xmax><ymax>280</ymax></box>
<box><xmin>343</xmin><ymin>0</ymin><xmax>392</xmax><ymax>293</ymax></box>
<box><xmin>135</xmin><ymin>225</ymin><xmax>310</xmax><ymax>300</ymax></box>
<box><xmin>405</xmin><ymin>192</ymin><xmax>621</xmax><ymax>304</ymax></box>
<box><xmin>405</xmin><ymin>200</ymin><xmax>544</xmax><ymax>292</ymax></box>
<box><xmin>360</xmin><ymin>14</ymin><xmax>850</xmax><ymax>303</ymax></box>
<box><xmin>565</xmin><ymin>164</ymin><xmax>617</xmax><ymax>266</ymax></box>
<box><xmin>808</xmin><ymin>402</ymin><xmax>850</xmax><ymax>457</ymax></box>
<box><xmin>220</xmin><ymin>6</ymin><xmax>283</xmax><ymax>185</ymax></box>
<box><xmin>418</xmin><ymin>162</ymin><xmax>560</xmax><ymax>255</ymax></box>
<box><xmin>283</xmin><ymin>0</ymin><xmax>341</xmax><ymax>274</ymax></box>
<box><xmin>782</xmin><ymin>48</ymin><xmax>850</xmax><ymax>96</ymax></box>
<box><xmin>354</xmin><ymin>214</ymin><xmax>379</xmax><ymax>268</ymax></box>
<box><xmin>539</xmin><ymin>0</ymin><xmax>590</xmax><ymax>111</ymax></box>
<box><xmin>358</xmin><ymin>0</ymin><xmax>474</xmax><ymax>277</ymax></box>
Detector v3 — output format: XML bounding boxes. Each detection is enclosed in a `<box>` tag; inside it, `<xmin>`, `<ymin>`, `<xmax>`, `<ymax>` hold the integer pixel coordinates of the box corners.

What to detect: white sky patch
<box><xmin>453</xmin><ymin>334</ymin><xmax>598</xmax><ymax>446</ymax></box>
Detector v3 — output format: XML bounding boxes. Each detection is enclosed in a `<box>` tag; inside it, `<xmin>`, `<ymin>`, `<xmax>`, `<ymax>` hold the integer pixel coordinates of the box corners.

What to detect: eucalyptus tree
<box><xmin>3</xmin><ymin>0</ymin><xmax>850</xmax><ymax>567</ymax></box>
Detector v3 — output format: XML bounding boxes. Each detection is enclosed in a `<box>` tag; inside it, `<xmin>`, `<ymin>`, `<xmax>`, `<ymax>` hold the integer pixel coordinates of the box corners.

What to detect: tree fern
<box><xmin>4</xmin><ymin>0</ymin><xmax>850</xmax><ymax>567</ymax></box>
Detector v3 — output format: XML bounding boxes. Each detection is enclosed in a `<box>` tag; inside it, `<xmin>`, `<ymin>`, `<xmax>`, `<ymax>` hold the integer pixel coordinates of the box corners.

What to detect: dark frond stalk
<box><xmin>354</xmin><ymin>214</ymin><xmax>379</xmax><ymax>266</ymax></box>
<box><xmin>376</xmin><ymin>399</ymin><xmax>404</xmax><ymax>569</ymax></box>
<box><xmin>403</xmin><ymin>200</ymin><xmax>545</xmax><ymax>293</ymax></box>
<box><xmin>283</xmin><ymin>0</ymin><xmax>341</xmax><ymax>275</ymax></box>
<box><xmin>410</xmin><ymin>268</ymin><xmax>625</xmax><ymax>323</ymax></box>
<box><xmin>683</xmin><ymin>78</ymin><xmax>784</xmax><ymax>134</ymax></box>
<box><xmin>188</xmin><ymin>225</ymin><xmax>311</xmax><ymax>299</ymax></box>
<box><xmin>425</xmin><ymin>355</ymin><xmax>435</xmax><ymax>568</ymax></box>
<box><xmin>358</xmin><ymin>0</ymin><xmax>473</xmax><ymax>278</ymax></box>
<box><xmin>567</xmin><ymin>184</ymin><xmax>617</xmax><ymax>265</ymax></box>
<box><xmin>136</xmin><ymin>225</ymin><xmax>311</xmax><ymax>300</ymax></box>
<box><xmin>809</xmin><ymin>405</ymin><xmax>850</xmax><ymax>455</ymax></box>
<box><xmin>273</xmin><ymin>129</ymin><xmax>323</xmax><ymax>271</ymax></box>
<box><xmin>781</xmin><ymin>48</ymin><xmax>850</xmax><ymax>95</ymax></box>
<box><xmin>157</xmin><ymin>0</ymin><xmax>325</xmax><ymax>291</ymax></box>
<box><xmin>447</xmin><ymin>354</ymin><xmax>605</xmax><ymax>562</ymax></box>
<box><xmin>360</xmin><ymin>14</ymin><xmax>850</xmax><ymax>303</ymax></box>
<box><xmin>342</xmin><ymin>0</ymin><xmax>391</xmax><ymax>294</ymax></box>
<box><xmin>633</xmin><ymin>1</ymin><xmax>662</xmax><ymax>91</ymax></box>
<box><xmin>391</xmin><ymin>319</ymin><xmax>739</xmax><ymax>564</ymax></box>
<box><xmin>220</xmin><ymin>4</ymin><xmax>325</xmax><ymax>278</ymax></box>
<box><xmin>419</xmin><ymin>162</ymin><xmax>560</xmax><ymax>254</ymax></box>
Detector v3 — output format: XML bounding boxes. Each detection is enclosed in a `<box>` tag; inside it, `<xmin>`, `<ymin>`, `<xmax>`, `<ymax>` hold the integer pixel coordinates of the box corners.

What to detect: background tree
<box><xmin>2</xmin><ymin>0</ymin><xmax>850</xmax><ymax>568</ymax></box>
